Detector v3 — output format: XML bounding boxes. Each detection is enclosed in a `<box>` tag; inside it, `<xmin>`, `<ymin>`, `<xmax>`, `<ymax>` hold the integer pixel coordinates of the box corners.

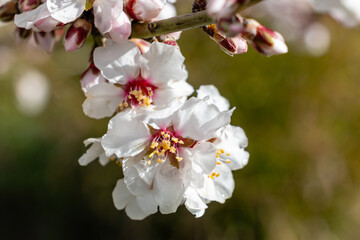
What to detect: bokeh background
<box><xmin>1</xmin><ymin>2</ymin><xmax>360</xmax><ymax>240</ymax></box>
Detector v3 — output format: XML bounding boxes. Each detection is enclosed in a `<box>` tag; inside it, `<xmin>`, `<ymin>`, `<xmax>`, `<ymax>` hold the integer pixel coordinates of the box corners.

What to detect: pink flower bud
<box><xmin>240</xmin><ymin>19</ymin><xmax>288</xmax><ymax>56</ymax></box>
<box><xmin>34</xmin><ymin>31</ymin><xmax>55</xmax><ymax>53</ymax></box>
<box><xmin>157</xmin><ymin>34</ymin><xmax>180</xmax><ymax>50</ymax></box>
<box><xmin>64</xmin><ymin>18</ymin><xmax>91</xmax><ymax>52</ymax></box>
<box><xmin>80</xmin><ymin>61</ymin><xmax>105</xmax><ymax>93</ymax></box>
<box><xmin>130</xmin><ymin>38</ymin><xmax>150</xmax><ymax>54</ymax></box>
<box><xmin>107</xmin><ymin>12</ymin><xmax>131</xmax><ymax>43</ymax></box>
<box><xmin>204</xmin><ymin>24</ymin><xmax>247</xmax><ymax>56</ymax></box>
<box><xmin>18</xmin><ymin>0</ymin><xmax>39</xmax><ymax>12</ymax></box>
<box><xmin>0</xmin><ymin>1</ymin><xmax>17</xmax><ymax>22</ymax></box>
<box><xmin>125</xmin><ymin>0</ymin><xmax>166</xmax><ymax>21</ymax></box>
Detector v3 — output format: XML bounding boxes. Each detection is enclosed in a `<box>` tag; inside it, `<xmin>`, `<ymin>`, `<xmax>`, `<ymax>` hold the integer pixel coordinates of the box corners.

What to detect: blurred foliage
<box><xmin>1</xmin><ymin>7</ymin><xmax>360</xmax><ymax>240</ymax></box>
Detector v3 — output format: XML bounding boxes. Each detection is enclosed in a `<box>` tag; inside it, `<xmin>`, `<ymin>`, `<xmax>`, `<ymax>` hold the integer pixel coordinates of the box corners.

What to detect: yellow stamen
<box><xmin>171</xmin><ymin>137</ymin><xmax>178</xmax><ymax>143</ymax></box>
<box><xmin>170</xmin><ymin>146</ymin><xmax>176</xmax><ymax>153</ymax></box>
<box><xmin>176</xmin><ymin>156</ymin><xmax>183</xmax><ymax>162</ymax></box>
<box><xmin>179</xmin><ymin>140</ymin><xmax>184</xmax><ymax>145</ymax></box>
<box><xmin>162</xmin><ymin>140</ymin><xmax>171</xmax><ymax>150</ymax></box>
<box><xmin>226</xmin><ymin>160</ymin><xmax>231</xmax><ymax>163</ymax></box>
<box><xmin>216</xmin><ymin>162</ymin><xmax>221</xmax><ymax>165</ymax></box>
<box><xmin>147</xmin><ymin>160</ymin><xmax>151</xmax><ymax>165</ymax></box>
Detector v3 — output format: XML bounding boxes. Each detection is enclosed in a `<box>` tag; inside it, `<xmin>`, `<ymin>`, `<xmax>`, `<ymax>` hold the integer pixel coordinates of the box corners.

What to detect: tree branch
<box><xmin>130</xmin><ymin>0</ymin><xmax>264</xmax><ymax>39</ymax></box>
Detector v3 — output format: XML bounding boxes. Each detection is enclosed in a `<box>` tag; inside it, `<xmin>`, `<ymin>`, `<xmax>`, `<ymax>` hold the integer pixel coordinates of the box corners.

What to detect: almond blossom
<box><xmin>83</xmin><ymin>40</ymin><xmax>193</xmax><ymax>119</ymax></box>
<box><xmin>14</xmin><ymin>0</ymin><xmax>131</xmax><ymax>42</ymax></box>
<box><xmin>110</xmin><ymin>96</ymin><xmax>235</xmax><ymax>219</ymax></box>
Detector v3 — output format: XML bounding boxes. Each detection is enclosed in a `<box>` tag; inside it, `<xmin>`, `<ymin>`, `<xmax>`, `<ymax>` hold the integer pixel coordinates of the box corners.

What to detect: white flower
<box><xmin>108</xmin><ymin>97</ymin><xmax>234</xmax><ymax>219</ymax></box>
<box><xmin>83</xmin><ymin>40</ymin><xmax>193</xmax><ymax>119</ymax></box>
<box><xmin>14</xmin><ymin>0</ymin><xmax>131</xmax><ymax>41</ymax></box>
<box><xmin>182</xmin><ymin>85</ymin><xmax>249</xmax><ymax>217</ymax></box>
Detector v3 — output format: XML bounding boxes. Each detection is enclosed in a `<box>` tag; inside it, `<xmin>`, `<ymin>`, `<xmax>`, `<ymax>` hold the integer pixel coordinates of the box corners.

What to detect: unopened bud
<box><xmin>204</xmin><ymin>24</ymin><xmax>247</xmax><ymax>56</ymax></box>
<box><xmin>240</xmin><ymin>18</ymin><xmax>288</xmax><ymax>56</ymax></box>
<box><xmin>18</xmin><ymin>0</ymin><xmax>39</xmax><ymax>12</ymax></box>
<box><xmin>81</xmin><ymin>61</ymin><xmax>105</xmax><ymax>93</ymax></box>
<box><xmin>125</xmin><ymin>0</ymin><xmax>166</xmax><ymax>21</ymax></box>
<box><xmin>157</xmin><ymin>34</ymin><xmax>180</xmax><ymax>50</ymax></box>
<box><xmin>34</xmin><ymin>31</ymin><xmax>55</xmax><ymax>53</ymax></box>
<box><xmin>64</xmin><ymin>18</ymin><xmax>91</xmax><ymax>52</ymax></box>
<box><xmin>15</xmin><ymin>27</ymin><xmax>32</xmax><ymax>42</ymax></box>
<box><xmin>107</xmin><ymin>12</ymin><xmax>131</xmax><ymax>43</ymax></box>
<box><xmin>0</xmin><ymin>1</ymin><xmax>17</xmax><ymax>22</ymax></box>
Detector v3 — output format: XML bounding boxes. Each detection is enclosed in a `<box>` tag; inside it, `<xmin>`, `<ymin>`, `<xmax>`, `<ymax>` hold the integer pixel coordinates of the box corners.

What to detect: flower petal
<box><xmin>112</xmin><ymin>179</ymin><xmax>133</xmax><ymax>210</ymax></box>
<box><xmin>142</xmin><ymin>42</ymin><xmax>188</xmax><ymax>87</ymax></box>
<box><xmin>125</xmin><ymin>198</ymin><xmax>149</xmax><ymax>220</ymax></box>
<box><xmin>94</xmin><ymin>40</ymin><xmax>140</xmax><ymax>84</ymax></box>
<box><xmin>197</xmin><ymin>85</ymin><xmax>230</xmax><ymax>111</ymax></box>
<box><xmin>78</xmin><ymin>138</ymin><xmax>106</xmax><ymax>166</ymax></box>
<box><xmin>82</xmin><ymin>82</ymin><xmax>123</xmax><ymax>119</ymax></box>
<box><xmin>47</xmin><ymin>0</ymin><xmax>86</xmax><ymax>24</ymax></box>
<box><xmin>102</xmin><ymin>112</ymin><xmax>150</xmax><ymax>158</ymax></box>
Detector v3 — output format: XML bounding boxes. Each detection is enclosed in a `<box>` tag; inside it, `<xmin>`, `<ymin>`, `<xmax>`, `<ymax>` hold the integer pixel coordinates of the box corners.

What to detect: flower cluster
<box><xmin>79</xmin><ymin>39</ymin><xmax>250</xmax><ymax>219</ymax></box>
<box><xmin>1</xmin><ymin>0</ymin><xmax>307</xmax><ymax>220</ymax></box>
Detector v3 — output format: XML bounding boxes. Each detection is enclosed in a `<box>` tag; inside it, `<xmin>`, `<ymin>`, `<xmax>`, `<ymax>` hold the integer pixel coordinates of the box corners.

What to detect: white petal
<box><xmin>197</xmin><ymin>85</ymin><xmax>230</xmax><ymax>111</ymax></box>
<box><xmin>124</xmin><ymin>163</ymin><xmax>152</xmax><ymax>196</ymax></box>
<box><xmin>153</xmin><ymin>81</ymin><xmax>194</xmax><ymax>108</ymax></box>
<box><xmin>14</xmin><ymin>4</ymin><xmax>51</xmax><ymax>30</ymax></box>
<box><xmin>93</xmin><ymin>0</ymin><xmax>123</xmax><ymax>34</ymax></box>
<box><xmin>191</xmin><ymin>142</ymin><xmax>217</xmax><ymax>174</ymax></box>
<box><xmin>102</xmin><ymin>112</ymin><xmax>150</xmax><ymax>158</ymax></box>
<box><xmin>125</xmin><ymin>199</ymin><xmax>149</xmax><ymax>220</ymax></box>
<box><xmin>112</xmin><ymin>179</ymin><xmax>134</xmax><ymax>210</ymax></box>
<box><xmin>47</xmin><ymin>0</ymin><xmax>86</xmax><ymax>24</ymax></box>
<box><xmin>153</xmin><ymin>162</ymin><xmax>184</xmax><ymax>214</ymax></box>
<box><xmin>142</xmin><ymin>42</ymin><xmax>188</xmax><ymax>87</ymax></box>
<box><xmin>78</xmin><ymin>138</ymin><xmax>105</xmax><ymax>166</ymax></box>
<box><xmin>108</xmin><ymin>11</ymin><xmax>132</xmax><ymax>43</ymax></box>
<box><xmin>217</xmin><ymin>125</ymin><xmax>249</xmax><ymax>170</ymax></box>
<box><xmin>82</xmin><ymin>82</ymin><xmax>123</xmax><ymax>119</ymax></box>
<box><xmin>94</xmin><ymin>40</ymin><xmax>141</xmax><ymax>84</ymax></box>
<box><xmin>184</xmin><ymin>187</ymin><xmax>207</xmax><ymax>218</ymax></box>
<box><xmin>198</xmin><ymin>164</ymin><xmax>234</xmax><ymax>203</ymax></box>
<box><xmin>173</xmin><ymin>97</ymin><xmax>233</xmax><ymax>141</ymax></box>
<box><xmin>137</xmin><ymin>193</ymin><xmax>158</xmax><ymax>215</ymax></box>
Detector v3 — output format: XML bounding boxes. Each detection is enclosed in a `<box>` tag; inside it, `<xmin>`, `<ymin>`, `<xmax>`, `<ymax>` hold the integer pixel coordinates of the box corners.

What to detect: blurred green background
<box><xmin>1</xmin><ymin>5</ymin><xmax>360</xmax><ymax>240</ymax></box>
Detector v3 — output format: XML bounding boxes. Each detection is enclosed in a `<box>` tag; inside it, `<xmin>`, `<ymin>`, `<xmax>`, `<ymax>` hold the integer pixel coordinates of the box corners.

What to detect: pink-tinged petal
<box><xmin>14</xmin><ymin>3</ymin><xmax>50</xmax><ymax>30</ymax></box>
<box><xmin>125</xmin><ymin>0</ymin><xmax>165</xmax><ymax>21</ymax></box>
<box><xmin>80</xmin><ymin>61</ymin><xmax>105</xmax><ymax>93</ymax></box>
<box><xmin>18</xmin><ymin>0</ymin><xmax>40</xmax><ymax>12</ymax></box>
<box><xmin>46</xmin><ymin>0</ymin><xmax>86</xmax><ymax>24</ymax></box>
<box><xmin>93</xmin><ymin>0</ymin><xmax>113</xmax><ymax>34</ymax></box>
<box><xmin>107</xmin><ymin>11</ymin><xmax>131</xmax><ymax>43</ymax></box>
<box><xmin>196</xmin><ymin>85</ymin><xmax>230</xmax><ymax>111</ymax></box>
<box><xmin>82</xmin><ymin>82</ymin><xmax>124</xmax><ymax>119</ymax></box>
<box><xmin>33</xmin><ymin>31</ymin><xmax>55</xmax><ymax>53</ymax></box>
<box><xmin>112</xmin><ymin>179</ymin><xmax>134</xmax><ymax>210</ymax></box>
<box><xmin>34</xmin><ymin>15</ymin><xmax>60</xmax><ymax>32</ymax></box>
<box><xmin>64</xmin><ymin>18</ymin><xmax>91</xmax><ymax>52</ymax></box>
<box><xmin>142</xmin><ymin>42</ymin><xmax>188</xmax><ymax>87</ymax></box>
<box><xmin>102</xmin><ymin>112</ymin><xmax>151</xmax><ymax>158</ymax></box>
<box><xmin>93</xmin><ymin>40</ymin><xmax>140</xmax><ymax>84</ymax></box>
